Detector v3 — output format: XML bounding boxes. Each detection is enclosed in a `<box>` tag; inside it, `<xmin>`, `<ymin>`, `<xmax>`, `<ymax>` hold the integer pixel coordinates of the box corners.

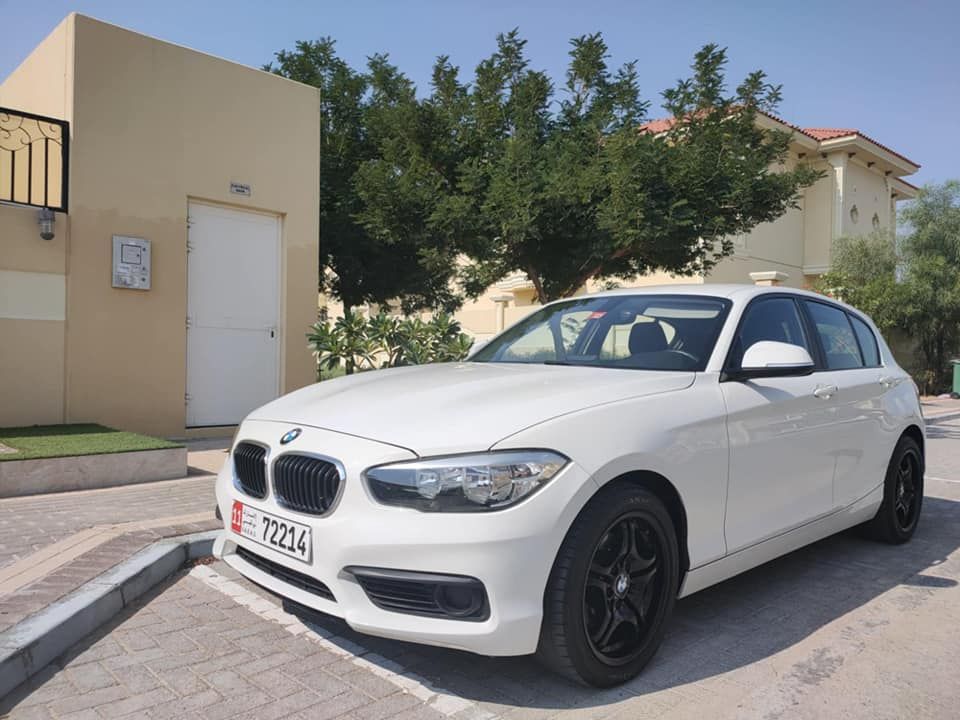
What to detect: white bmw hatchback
<box><xmin>214</xmin><ymin>284</ymin><xmax>924</xmax><ymax>686</ymax></box>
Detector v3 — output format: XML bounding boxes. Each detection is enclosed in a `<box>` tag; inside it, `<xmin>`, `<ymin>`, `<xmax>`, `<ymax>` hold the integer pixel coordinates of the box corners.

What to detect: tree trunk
<box><xmin>527</xmin><ymin>266</ymin><xmax>548</xmax><ymax>305</ymax></box>
<box><xmin>936</xmin><ymin>326</ymin><xmax>947</xmax><ymax>392</ymax></box>
<box><xmin>343</xmin><ymin>304</ymin><xmax>355</xmax><ymax>375</ymax></box>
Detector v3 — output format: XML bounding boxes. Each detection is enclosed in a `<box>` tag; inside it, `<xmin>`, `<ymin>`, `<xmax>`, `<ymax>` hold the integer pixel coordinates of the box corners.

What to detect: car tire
<box><xmin>862</xmin><ymin>435</ymin><xmax>924</xmax><ymax>544</ymax></box>
<box><xmin>536</xmin><ymin>483</ymin><xmax>679</xmax><ymax>687</ymax></box>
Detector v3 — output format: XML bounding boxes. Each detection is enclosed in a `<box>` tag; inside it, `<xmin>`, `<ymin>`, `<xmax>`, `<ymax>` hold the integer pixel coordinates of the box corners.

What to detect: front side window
<box><xmin>730</xmin><ymin>297</ymin><xmax>811</xmax><ymax>368</ymax></box>
<box><xmin>804</xmin><ymin>301</ymin><xmax>864</xmax><ymax>369</ymax></box>
<box><xmin>470</xmin><ymin>295</ymin><xmax>731</xmax><ymax>371</ymax></box>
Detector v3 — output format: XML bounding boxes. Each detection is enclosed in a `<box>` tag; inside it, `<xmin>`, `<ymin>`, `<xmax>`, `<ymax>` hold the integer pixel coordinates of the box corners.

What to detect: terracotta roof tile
<box><xmin>802</xmin><ymin>127</ymin><xmax>919</xmax><ymax>168</ymax></box>
<box><xmin>638</xmin><ymin>117</ymin><xmax>677</xmax><ymax>134</ymax></box>
<box><xmin>637</xmin><ymin>113</ymin><xmax>920</xmax><ymax>170</ymax></box>
<box><xmin>802</xmin><ymin>128</ymin><xmax>858</xmax><ymax>140</ymax></box>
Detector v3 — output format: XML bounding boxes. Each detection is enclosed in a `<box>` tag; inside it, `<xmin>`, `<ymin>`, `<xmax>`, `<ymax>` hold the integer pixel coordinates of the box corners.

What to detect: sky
<box><xmin>1</xmin><ymin>0</ymin><xmax>957</xmax><ymax>186</ymax></box>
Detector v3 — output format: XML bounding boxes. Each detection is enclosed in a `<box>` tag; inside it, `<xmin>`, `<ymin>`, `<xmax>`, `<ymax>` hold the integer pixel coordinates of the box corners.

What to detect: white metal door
<box><xmin>186</xmin><ymin>202</ymin><xmax>280</xmax><ymax>427</ymax></box>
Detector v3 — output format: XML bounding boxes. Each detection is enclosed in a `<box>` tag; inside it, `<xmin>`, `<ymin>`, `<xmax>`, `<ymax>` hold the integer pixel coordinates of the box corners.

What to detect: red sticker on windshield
<box><xmin>588</xmin><ymin>311</ymin><xmax>606</xmax><ymax>319</ymax></box>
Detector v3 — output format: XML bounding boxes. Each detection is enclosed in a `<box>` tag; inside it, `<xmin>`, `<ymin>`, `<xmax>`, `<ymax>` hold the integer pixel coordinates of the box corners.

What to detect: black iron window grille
<box><xmin>0</xmin><ymin>106</ymin><xmax>69</xmax><ymax>212</ymax></box>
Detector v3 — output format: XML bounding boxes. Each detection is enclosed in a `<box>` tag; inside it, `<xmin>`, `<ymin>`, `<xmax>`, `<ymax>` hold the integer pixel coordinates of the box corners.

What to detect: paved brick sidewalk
<box><xmin>0</xmin><ymin>476</ymin><xmax>217</xmax><ymax>571</ymax></box>
<box><xmin>0</xmin><ymin>518</ymin><xmax>220</xmax><ymax>634</ymax></box>
<box><xmin>1</xmin><ymin>570</ymin><xmax>444</xmax><ymax>720</ymax></box>
<box><xmin>0</xmin><ymin>445</ymin><xmax>220</xmax><ymax>636</ymax></box>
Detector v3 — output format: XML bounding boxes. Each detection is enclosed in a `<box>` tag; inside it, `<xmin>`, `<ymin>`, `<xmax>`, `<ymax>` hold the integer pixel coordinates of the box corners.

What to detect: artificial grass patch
<box><xmin>0</xmin><ymin>424</ymin><xmax>182</xmax><ymax>462</ymax></box>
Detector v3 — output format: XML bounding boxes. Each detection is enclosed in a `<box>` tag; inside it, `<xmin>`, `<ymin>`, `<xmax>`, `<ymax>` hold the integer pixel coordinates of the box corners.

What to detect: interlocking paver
<box><xmin>90</xmin><ymin>686</ymin><xmax>175</xmax><ymax>717</ymax></box>
<box><xmin>0</xmin><ymin>475</ymin><xmax>216</xmax><ymax>570</ymax></box>
<box><xmin>0</xmin><ymin>574</ymin><xmax>436</xmax><ymax>719</ymax></box>
<box><xmin>0</xmin><ymin>519</ymin><xmax>220</xmax><ymax>635</ymax></box>
<box><xmin>145</xmin><ymin>688</ymin><xmax>222</xmax><ymax>719</ymax></box>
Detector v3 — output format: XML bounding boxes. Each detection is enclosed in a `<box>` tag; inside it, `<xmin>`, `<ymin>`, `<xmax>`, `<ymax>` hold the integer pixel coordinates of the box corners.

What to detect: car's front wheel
<box><xmin>536</xmin><ymin>483</ymin><xmax>679</xmax><ymax>687</ymax></box>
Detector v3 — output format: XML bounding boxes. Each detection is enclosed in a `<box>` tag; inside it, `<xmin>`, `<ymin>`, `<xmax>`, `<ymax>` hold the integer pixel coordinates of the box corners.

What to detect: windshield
<box><xmin>470</xmin><ymin>294</ymin><xmax>732</xmax><ymax>371</ymax></box>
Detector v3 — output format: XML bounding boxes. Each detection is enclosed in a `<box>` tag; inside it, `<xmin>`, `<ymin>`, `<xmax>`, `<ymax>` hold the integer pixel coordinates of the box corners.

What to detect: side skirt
<box><xmin>679</xmin><ymin>486</ymin><xmax>883</xmax><ymax>598</ymax></box>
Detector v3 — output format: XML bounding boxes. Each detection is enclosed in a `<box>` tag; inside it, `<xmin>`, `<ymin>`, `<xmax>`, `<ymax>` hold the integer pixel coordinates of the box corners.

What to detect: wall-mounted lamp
<box><xmin>37</xmin><ymin>208</ymin><xmax>55</xmax><ymax>241</ymax></box>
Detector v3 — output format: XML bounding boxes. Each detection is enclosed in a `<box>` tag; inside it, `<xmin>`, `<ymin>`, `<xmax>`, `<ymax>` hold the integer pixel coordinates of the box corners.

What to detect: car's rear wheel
<box><xmin>862</xmin><ymin>435</ymin><xmax>924</xmax><ymax>544</ymax></box>
<box><xmin>536</xmin><ymin>484</ymin><xmax>679</xmax><ymax>687</ymax></box>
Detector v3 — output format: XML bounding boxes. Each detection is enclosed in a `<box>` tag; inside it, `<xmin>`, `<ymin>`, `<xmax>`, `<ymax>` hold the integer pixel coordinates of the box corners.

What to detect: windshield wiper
<box><xmin>542</xmin><ymin>360</ymin><xmax>574</xmax><ymax>366</ymax></box>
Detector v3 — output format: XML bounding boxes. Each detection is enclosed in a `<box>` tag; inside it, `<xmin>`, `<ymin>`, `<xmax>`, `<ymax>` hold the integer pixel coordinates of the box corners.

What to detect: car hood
<box><xmin>248</xmin><ymin>362</ymin><xmax>694</xmax><ymax>456</ymax></box>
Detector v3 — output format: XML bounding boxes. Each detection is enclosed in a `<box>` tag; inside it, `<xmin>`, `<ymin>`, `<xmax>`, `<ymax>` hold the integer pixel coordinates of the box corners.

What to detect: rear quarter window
<box><xmin>849</xmin><ymin>314</ymin><xmax>881</xmax><ymax>367</ymax></box>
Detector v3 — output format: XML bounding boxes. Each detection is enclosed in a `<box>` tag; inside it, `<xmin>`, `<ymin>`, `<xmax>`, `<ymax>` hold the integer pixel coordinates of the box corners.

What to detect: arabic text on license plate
<box><xmin>231</xmin><ymin>500</ymin><xmax>311</xmax><ymax>562</ymax></box>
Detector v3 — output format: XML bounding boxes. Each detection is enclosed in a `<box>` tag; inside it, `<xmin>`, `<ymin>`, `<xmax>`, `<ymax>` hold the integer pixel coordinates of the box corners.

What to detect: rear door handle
<box><xmin>814</xmin><ymin>384</ymin><xmax>838</xmax><ymax>399</ymax></box>
<box><xmin>879</xmin><ymin>375</ymin><xmax>899</xmax><ymax>389</ymax></box>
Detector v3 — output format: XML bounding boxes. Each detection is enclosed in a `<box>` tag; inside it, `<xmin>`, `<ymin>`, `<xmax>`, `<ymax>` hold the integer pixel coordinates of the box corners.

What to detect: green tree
<box><xmin>265</xmin><ymin>40</ymin><xmax>462</xmax><ymax>314</ymax></box>
<box><xmin>813</xmin><ymin>231</ymin><xmax>908</xmax><ymax>334</ymax></box>
<box><xmin>815</xmin><ymin>181</ymin><xmax>960</xmax><ymax>392</ymax></box>
<box><xmin>354</xmin><ymin>33</ymin><xmax>822</xmax><ymax>303</ymax></box>
<box><xmin>899</xmin><ymin>181</ymin><xmax>960</xmax><ymax>391</ymax></box>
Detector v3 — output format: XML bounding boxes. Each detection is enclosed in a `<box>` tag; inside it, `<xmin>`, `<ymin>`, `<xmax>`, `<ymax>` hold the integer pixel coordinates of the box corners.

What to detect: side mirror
<box><xmin>725</xmin><ymin>341</ymin><xmax>815</xmax><ymax>381</ymax></box>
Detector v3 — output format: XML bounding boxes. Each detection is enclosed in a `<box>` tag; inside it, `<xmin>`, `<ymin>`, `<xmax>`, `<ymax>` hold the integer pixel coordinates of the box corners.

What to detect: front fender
<box><xmin>493</xmin><ymin>374</ymin><xmax>729</xmax><ymax>568</ymax></box>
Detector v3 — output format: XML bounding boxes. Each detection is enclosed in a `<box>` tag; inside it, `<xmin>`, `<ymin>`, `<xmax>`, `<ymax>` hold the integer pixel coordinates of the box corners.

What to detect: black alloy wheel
<box><xmin>863</xmin><ymin>434</ymin><xmax>924</xmax><ymax>544</ymax></box>
<box><xmin>893</xmin><ymin>449</ymin><xmax>921</xmax><ymax>532</ymax></box>
<box><xmin>537</xmin><ymin>484</ymin><xmax>679</xmax><ymax>687</ymax></box>
<box><xmin>583</xmin><ymin>514</ymin><xmax>664</xmax><ymax>665</ymax></box>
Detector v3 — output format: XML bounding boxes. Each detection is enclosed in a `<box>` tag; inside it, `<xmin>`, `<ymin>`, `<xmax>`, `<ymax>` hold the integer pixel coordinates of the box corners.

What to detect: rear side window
<box><xmin>849</xmin><ymin>315</ymin><xmax>881</xmax><ymax>367</ymax></box>
<box><xmin>804</xmin><ymin>301</ymin><xmax>863</xmax><ymax>369</ymax></box>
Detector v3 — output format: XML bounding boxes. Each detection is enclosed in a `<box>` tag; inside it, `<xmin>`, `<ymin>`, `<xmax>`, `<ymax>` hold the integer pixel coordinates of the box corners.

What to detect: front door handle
<box><xmin>814</xmin><ymin>384</ymin><xmax>838</xmax><ymax>399</ymax></box>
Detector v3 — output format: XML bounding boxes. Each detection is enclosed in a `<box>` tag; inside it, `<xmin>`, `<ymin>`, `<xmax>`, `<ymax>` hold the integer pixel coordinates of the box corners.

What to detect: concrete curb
<box><xmin>0</xmin><ymin>447</ymin><xmax>188</xmax><ymax>498</ymax></box>
<box><xmin>0</xmin><ymin>529</ymin><xmax>219</xmax><ymax>699</ymax></box>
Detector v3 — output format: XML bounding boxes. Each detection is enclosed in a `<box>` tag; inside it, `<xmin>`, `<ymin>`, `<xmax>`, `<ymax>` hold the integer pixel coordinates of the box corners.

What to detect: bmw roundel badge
<box><xmin>280</xmin><ymin>428</ymin><xmax>302</xmax><ymax>445</ymax></box>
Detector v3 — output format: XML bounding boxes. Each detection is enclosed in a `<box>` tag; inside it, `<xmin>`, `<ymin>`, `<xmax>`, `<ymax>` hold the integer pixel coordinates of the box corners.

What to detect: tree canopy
<box><xmin>815</xmin><ymin>181</ymin><xmax>960</xmax><ymax>392</ymax></box>
<box><xmin>265</xmin><ymin>40</ymin><xmax>463</xmax><ymax>313</ymax></box>
<box><xmin>268</xmin><ymin>32</ymin><xmax>822</xmax><ymax>309</ymax></box>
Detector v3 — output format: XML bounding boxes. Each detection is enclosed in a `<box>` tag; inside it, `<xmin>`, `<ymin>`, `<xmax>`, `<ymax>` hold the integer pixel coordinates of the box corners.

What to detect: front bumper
<box><xmin>213</xmin><ymin>419</ymin><xmax>596</xmax><ymax>656</ymax></box>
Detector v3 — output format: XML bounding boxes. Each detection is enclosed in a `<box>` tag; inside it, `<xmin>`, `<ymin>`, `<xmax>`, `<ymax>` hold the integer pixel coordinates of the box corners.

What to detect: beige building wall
<box><xmin>0</xmin><ymin>17</ymin><xmax>73</xmax><ymax>120</ymax></box>
<box><xmin>802</xmin><ymin>167</ymin><xmax>836</xmax><ymax>274</ymax></box>
<box><xmin>0</xmin><ymin>204</ymin><xmax>68</xmax><ymax>426</ymax></box>
<box><xmin>843</xmin><ymin>158</ymin><xmax>893</xmax><ymax>236</ymax></box>
<box><xmin>1</xmin><ymin>14</ymin><xmax>320</xmax><ymax>436</ymax></box>
<box><xmin>0</xmin><ymin>18</ymin><xmax>73</xmax><ymax>427</ymax></box>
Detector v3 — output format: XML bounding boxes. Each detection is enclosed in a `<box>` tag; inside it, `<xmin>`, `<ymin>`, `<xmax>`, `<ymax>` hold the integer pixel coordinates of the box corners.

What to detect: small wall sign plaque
<box><xmin>230</xmin><ymin>182</ymin><xmax>252</xmax><ymax>197</ymax></box>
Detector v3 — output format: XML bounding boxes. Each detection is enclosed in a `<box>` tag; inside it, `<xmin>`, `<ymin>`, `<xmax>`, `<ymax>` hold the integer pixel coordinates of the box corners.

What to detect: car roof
<box><xmin>567</xmin><ymin>283</ymin><xmax>870</xmax><ymax>321</ymax></box>
<box><xmin>578</xmin><ymin>283</ymin><xmax>834</xmax><ymax>303</ymax></box>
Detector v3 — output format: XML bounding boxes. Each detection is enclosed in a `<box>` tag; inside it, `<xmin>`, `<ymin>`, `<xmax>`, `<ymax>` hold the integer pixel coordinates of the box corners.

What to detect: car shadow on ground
<box><xmin>285</xmin><ymin>493</ymin><xmax>960</xmax><ymax>713</ymax></box>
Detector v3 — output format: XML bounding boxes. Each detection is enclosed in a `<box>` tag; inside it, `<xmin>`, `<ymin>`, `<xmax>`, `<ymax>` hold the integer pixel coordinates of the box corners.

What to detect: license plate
<box><xmin>230</xmin><ymin>500</ymin><xmax>311</xmax><ymax>563</ymax></box>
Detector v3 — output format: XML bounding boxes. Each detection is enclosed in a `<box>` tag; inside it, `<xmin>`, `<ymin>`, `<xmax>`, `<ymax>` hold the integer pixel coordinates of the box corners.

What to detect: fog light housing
<box><xmin>346</xmin><ymin>566</ymin><xmax>489</xmax><ymax>622</ymax></box>
<box><xmin>434</xmin><ymin>583</ymin><xmax>484</xmax><ymax>618</ymax></box>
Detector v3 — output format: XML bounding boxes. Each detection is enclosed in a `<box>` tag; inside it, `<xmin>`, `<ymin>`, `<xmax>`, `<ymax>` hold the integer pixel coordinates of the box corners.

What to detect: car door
<box><xmin>800</xmin><ymin>300</ymin><xmax>888</xmax><ymax>509</ymax></box>
<box><xmin>720</xmin><ymin>296</ymin><xmax>840</xmax><ymax>552</ymax></box>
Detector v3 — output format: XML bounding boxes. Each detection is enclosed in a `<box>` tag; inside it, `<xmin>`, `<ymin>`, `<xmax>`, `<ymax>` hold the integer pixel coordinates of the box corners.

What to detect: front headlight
<box><xmin>365</xmin><ymin>450</ymin><xmax>568</xmax><ymax>512</ymax></box>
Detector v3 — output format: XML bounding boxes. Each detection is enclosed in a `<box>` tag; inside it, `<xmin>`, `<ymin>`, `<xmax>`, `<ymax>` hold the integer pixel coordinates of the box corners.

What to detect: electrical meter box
<box><xmin>112</xmin><ymin>236</ymin><xmax>151</xmax><ymax>290</ymax></box>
